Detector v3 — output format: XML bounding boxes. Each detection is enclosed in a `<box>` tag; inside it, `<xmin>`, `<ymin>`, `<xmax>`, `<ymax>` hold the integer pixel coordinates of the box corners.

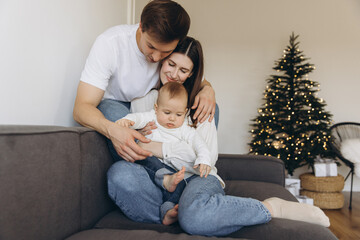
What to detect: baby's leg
<box><xmin>263</xmin><ymin>197</ymin><xmax>330</xmax><ymax>227</ymax></box>
<box><xmin>162</xmin><ymin>204</ymin><xmax>179</xmax><ymax>225</ymax></box>
<box><xmin>163</xmin><ymin>167</ymin><xmax>186</xmax><ymax>192</ymax></box>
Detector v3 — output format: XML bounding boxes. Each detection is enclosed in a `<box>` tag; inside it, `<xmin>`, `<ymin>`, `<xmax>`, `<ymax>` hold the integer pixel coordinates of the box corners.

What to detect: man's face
<box><xmin>136</xmin><ymin>27</ymin><xmax>179</xmax><ymax>63</ymax></box>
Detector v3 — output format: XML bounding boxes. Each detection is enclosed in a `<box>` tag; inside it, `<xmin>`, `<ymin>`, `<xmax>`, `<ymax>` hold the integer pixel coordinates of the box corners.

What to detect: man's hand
<box><xmin>192</xmin><ymin>85</ymin><xmax>216</xmax><ymax>123</ymax></box>
<box><xmin>194</xmin><ymin>163</ymin><xmax>212</xmax><ymax>178</ymax></box>
<box><xmin>107</xmin><ymin>122</ymin><xmax>153</xmax><ymax>162</ymax></box>
<box><xmin>73</xmin><ymin>82</ymin><xmax>152</xmax><ymax>162</ymax></box>
<box><xmin>138</xmin><ymin>121</ymin><xmax>157</xmax><ymax>136</ymax></box>
<box><xmin>115</xmin><ymin>119</ymin><xmax>134</xmax><ymax>128</ymax></box>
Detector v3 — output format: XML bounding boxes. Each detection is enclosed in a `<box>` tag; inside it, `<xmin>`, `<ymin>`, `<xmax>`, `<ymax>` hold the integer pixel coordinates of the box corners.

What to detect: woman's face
<box><xmin>160</xmin><ymin>53</ymin><xmax>194</xmax><ymax>85</ymax></box>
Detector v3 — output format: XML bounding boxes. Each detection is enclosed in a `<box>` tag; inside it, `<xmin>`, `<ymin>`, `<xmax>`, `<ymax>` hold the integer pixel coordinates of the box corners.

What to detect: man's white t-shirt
<box><xmin>80</xmin><ymin>24</ymin><xmax>159</xmax><ymax>102</ymax></box>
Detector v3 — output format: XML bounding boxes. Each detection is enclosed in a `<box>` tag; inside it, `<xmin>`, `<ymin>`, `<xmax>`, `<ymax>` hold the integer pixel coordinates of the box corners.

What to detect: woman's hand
<box><xmin>192</xmin><ymin>85</ymin><xmax>216</xmax><ymax>123</ymax></box>
<box><xmin>138</xmin><ymin>121</ymin><xmax>157</xmax><ymax>136</ymax></box>
<box><xmin>194</xmin><ymin>163</ymin><xmax>212</xmax><ymax>178</ymax></box>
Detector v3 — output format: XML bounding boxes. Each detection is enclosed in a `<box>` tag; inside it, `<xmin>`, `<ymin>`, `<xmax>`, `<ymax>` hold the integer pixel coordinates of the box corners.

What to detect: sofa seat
<box><xmin>72</xmin><ymin>180</ymin><xmax>336</xmax><ymax>240</ymax></box>
<box><xmin>66</xmin><ymin>229</ymin><xmax>247</xmax><ymax>240</ymax></box>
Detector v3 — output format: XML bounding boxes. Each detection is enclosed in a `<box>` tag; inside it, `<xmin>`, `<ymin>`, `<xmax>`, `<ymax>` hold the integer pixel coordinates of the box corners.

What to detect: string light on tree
<box><xmin>248</xmin><ymin>32</ymin><xmax>334</xmax><ymax>175</ymax></box>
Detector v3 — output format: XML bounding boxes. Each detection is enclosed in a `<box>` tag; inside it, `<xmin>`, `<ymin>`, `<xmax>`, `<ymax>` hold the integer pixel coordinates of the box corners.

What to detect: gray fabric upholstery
<box><xmin>0</xmin><ymin>125</ymin><xmax>338</xmax><ymax>240</ymax></box>
<box><xmin>0</xmin><ymin>126</ymin><xmax>83</xmax><ymax>240</ymax></box>
<box><xmin>223</xmin><ymin>180</ymin><xmax>296</xmax><ymax>201</ymax></box>
<box><xmin>66</xmin><ymin>229</ymin><xmax>247</xmax><ymax>240</ymax></box>
<box><xmin>216</xmin><ymin>154</ymin><xmax>285</xmax><ymax>186</ymax></box>
<box><xmin>78</xmin><ymin>130</ymin><xmax>116</xmax><ymax>229</ymax></box>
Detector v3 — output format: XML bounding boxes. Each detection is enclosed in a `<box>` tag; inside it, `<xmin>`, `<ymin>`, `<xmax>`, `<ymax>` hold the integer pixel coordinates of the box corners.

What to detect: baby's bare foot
<box><xmin>163</xmin><ymin>167</ymin><xmax>185</xmax><ymax>192</ymax></box>
<box><xmin>162</xmin><ymin>204</ymin><xmax>179</xmax><ymax>225</ymax></box>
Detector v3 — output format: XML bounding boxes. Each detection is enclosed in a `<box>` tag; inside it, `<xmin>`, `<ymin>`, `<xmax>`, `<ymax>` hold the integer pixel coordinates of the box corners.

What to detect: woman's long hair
<box><xmin>160</xmin><ymin>37</ymin><xmax>204</xmax><ymax>126</ymax></box>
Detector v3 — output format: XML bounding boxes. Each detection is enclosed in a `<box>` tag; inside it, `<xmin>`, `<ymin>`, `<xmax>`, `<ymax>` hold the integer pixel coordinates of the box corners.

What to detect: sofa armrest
<box><xmin>216</xmin><ymin>154</ymin><xmax>285</xmax><ymax>186</ymax></box>
<box><xmin>0</xmin><ymin>125</ymin><xmax>114</xmax><ymax>240</ymax></box>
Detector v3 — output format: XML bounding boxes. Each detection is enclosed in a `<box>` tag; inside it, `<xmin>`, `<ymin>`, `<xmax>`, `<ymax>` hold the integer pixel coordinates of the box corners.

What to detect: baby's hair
<box><xmin>157</xmin><ymin>82</ymin><xmax>199</xmax><ymax>128</ymax></box>
<box><xmin>157</xmin><ymin>82</ymin><xmax>188</xmax><ymax>105</ymax></box>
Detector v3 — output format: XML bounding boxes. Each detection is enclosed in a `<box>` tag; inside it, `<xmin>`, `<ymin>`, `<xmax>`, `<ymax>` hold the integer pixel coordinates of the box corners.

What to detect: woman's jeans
<box><xmin>99</xmin><ymin>98</ymin><xmax>271</xmax><ymax>236</ymax></box>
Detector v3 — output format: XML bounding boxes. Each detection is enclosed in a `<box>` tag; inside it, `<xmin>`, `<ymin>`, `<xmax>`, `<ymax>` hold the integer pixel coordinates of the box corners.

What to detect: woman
<box><xmin>107</xmin><ymin>37</ymin><xmax>330</xmax><ymax>236</ymax></box>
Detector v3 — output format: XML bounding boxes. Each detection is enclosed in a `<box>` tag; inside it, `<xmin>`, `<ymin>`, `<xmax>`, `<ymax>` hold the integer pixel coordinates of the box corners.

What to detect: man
<box><xmin>73</xmin><ymin>0</ymin><xmax>216</xmax><ymax>163</ymax></box>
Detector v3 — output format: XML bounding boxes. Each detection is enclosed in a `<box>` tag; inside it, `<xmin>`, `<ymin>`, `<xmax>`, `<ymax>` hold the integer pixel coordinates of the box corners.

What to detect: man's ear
<box><xmin>139</xmin><ymin>22</ymin><xmax>146</xmax><ymax>33</ymax></box>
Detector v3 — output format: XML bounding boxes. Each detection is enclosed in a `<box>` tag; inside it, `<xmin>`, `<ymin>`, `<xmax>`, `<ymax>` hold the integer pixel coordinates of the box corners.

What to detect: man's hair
<box><xmin>157</xmin><ymin>82</ymin><xmax>188</xmax><ymax>105</ymax></box>
<box><xmin>141</xmin><ymin>0</ymin><xmax>190</xmax><ymax>43</ymax></box>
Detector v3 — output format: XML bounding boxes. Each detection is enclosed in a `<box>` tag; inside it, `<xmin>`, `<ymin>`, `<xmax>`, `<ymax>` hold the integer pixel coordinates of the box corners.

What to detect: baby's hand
<box><xmin>193</xmin><ymin>164</ymin><xmax>211</xmax><ymax>178</ymax></box>
<box><xmin>115</xmin><ymin>119</ymin><xmax>134</xmax><ymax>128</ymax></box>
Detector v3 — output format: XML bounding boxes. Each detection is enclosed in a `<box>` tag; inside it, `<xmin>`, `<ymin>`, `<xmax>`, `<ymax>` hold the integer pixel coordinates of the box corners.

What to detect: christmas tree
<box><xmin>249</xmin><ymin>33</ymin><xmax>333</xmax><ymax>175</ymax></box>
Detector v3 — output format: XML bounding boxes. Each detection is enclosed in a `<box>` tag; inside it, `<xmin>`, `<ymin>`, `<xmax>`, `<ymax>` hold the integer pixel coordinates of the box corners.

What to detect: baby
<box><xmin>116</xmin><ymin>82</ymin><xmax>211</xmax><ymax>224</ymax></box>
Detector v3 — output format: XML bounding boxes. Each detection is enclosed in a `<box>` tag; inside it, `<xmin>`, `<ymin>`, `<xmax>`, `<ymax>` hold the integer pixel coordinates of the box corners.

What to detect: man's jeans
<box><xmin>136</xmin><ymin>156</ymin><xmax>196</xmax><ymax>221</ymax></box>
<box><xmin>100</xmin><ymin>98</ymin><xmax>271</xmax><ymax>235</ymax></box>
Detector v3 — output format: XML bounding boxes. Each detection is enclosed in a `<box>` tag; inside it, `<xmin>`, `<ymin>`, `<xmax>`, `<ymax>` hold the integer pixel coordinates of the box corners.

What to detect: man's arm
<box><xmin>73</xmin><ymin>81</ymin><xmax>152</xmax><ymax>162</ymax></box>
<box><xmin>192</xmin><ymin>79</ymin><xmax>216</xmax><ymax>123</ymax></box>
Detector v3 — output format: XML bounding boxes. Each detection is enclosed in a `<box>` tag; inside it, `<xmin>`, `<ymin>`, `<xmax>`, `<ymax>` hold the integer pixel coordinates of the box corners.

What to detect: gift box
<box><xmin>314</xmin><ymin>158</ymin><xmax>337</xmax><ymax>177</ymax></box>
<box><xmin>285</xmin><ymin>178</ymin><xmax>300</xmax><ymax>196</ymax></box>
<box><xmin>296</xmin><ymin>195</ymin><xmax>314</xmax><ymax>205</ymax></box>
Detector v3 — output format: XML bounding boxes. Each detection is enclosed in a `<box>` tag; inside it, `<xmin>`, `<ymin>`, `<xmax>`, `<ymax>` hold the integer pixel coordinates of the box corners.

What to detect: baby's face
<box><xmin>155</xmin><ymin>94</ymin><xmax>188</xmax><ymax>129</ymax></box>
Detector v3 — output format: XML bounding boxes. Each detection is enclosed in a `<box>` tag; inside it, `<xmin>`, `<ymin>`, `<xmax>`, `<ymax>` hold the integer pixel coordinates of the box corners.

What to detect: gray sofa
<box><xmin>0</xmin><ymin>125</ymin><xmax>337</xmax><ymax>240</ymax></box>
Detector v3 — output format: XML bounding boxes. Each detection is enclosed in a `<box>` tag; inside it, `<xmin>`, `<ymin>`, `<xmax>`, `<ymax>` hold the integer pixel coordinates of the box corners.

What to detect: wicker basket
<box><xmin>300</xmin><ymin>190</ymin><xmax>344</xmax><ymax>209</ymax></box>
<box><xmin>299</xmin><ymin>173</ymin><xmax>344</xmax><ymax>192</ymax></box>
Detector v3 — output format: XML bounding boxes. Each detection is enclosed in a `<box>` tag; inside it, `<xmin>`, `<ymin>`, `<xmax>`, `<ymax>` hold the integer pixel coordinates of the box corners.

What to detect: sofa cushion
<box><xmin>94</xmin><ymin>180</ymin><xmax>336</xmax><ymax>239</ymax></box>
<box><xmin>224</xmin><ymin>180</ymin><xmax>297</xmax><ymax>201</ymax></box>
<box><xmin>65</xmin><ymin>229</ymin><xmax>247</xmax><ymax>240</ymax></box>
<box><xmin>94</xmin><ymin>210</ymin><xmax>336</xmax><ymax>240</ymax></box>
<box><xmin>228</xmin><ymin>218</ymin><xmax>337</xmax><ymax>240</ymax></box>
<box><xmin>78</xmin><ymin>130</ymin><xmax>116</xmax><ymax>229</ymax></box>
<box><xmin>217</xmin><ymin>154</ymin><xmax>285</xmax><ymax>186</ymax></box>
<box><xmin>95</xmin><ymin>210</ymin><xmax>183</xmax><ymax>233</ymax></box>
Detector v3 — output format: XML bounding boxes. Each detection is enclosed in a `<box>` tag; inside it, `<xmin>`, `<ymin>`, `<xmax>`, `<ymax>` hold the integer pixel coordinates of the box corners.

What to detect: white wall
<box><xmin>135</xmin><ymin>0</ymin><xmax>360</xmax><ymax>191</ymax></box>
<box><xmin>0</xmin><ymin>0</ymin><xmax>128</xmax><ymax>126</ymax></box>
<box><xmin>1</xmin><ymin>0</ymin><xmax>359</xmax><ymax>191</ymax></box>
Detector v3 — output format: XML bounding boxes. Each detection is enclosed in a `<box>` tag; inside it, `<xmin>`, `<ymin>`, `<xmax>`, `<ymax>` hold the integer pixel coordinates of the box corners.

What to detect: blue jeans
<box><xmin>136</xmin><ymin>156</ymin><xmax>193</xmax><ymax>221</ymax></box>
<box><xmin>101</xmin><ymin>99</ymin><xmax>272</xmax><ymax>235</ymax></box>
<box><xmin>107</xmin><ymin>161</ymin><xmax>271</xmax><ymax>234</ymax></box>
<box><xmin>178</xmin><ymin>175</ymin><xmax>271</xmax><ymax>236</ymax></box>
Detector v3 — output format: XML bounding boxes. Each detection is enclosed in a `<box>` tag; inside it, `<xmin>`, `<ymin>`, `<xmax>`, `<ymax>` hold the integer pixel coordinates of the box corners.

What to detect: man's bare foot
<box><xmin>163</xmin><ymin>167</ymin><xmax>185</xmax><ymax>192</ymax></box>
<box><xmin>162</xmin><ymin>204</ymin><xmax>179</xmax><ymax>225</ymax></box>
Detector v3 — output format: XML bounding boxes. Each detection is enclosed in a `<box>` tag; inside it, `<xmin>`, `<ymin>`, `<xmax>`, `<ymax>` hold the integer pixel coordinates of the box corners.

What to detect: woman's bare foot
<box><xmin>163</xmin><ymin>167</ymin><xmax>185</xmax><ymax>192</ymax></box>
<box><xmin>162</xmin><ymin>204</ymin><xmax>179</xmax><ymax>225</ymax></box>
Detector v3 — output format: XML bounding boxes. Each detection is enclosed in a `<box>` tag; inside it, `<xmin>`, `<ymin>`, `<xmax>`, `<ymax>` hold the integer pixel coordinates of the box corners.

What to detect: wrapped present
<box><xmin>285</xmin><ymin>178</ymin><xmax>300</xmax><ymax>196</ymax></box>
<box><xmin>314</xmin><ymin>157</ymin><xmax>337</xmax><ymax>177</ymax></box>
<box><xmin>296</xmin><ymin>195</ymin><xmax>314</xmax><ymax>205</ymax></box>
